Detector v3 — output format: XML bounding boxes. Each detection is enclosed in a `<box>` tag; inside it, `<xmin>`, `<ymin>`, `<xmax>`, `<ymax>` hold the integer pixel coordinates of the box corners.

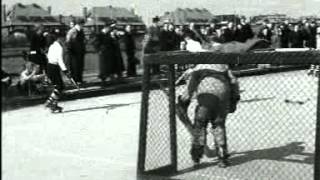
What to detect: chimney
<box><xmin>2</xmin><ymin>5</ymin><xmax>6</xmax><ymax>22</ymax></box>
<box><xmin>83</xmin><ymin>7</ymin><xmax>88</xmax><ymax>18</ymax></box>
<box><xmin>47</xmin><ymin>6</ymin><xmax>52</xmax><ymax>15</ymax></box>
<box><xmin>58</xmin><ymin>14</ymin><xmax>63</xmax><ymax>23</ymax></box>
<box><xmin>130</xmin><ymin>8</ymin><xmax>135</xmax><ymax>15</ymax></box>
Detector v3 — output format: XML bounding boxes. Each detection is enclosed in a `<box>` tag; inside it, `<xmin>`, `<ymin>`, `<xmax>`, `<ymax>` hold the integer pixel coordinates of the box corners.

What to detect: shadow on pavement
<box><xmin>156</xmin><ymin>142</ymin><xmax>314</xmax><ymax>178</ymax></box>
<box><xmin>62</xmin><ymin>102</ymin><xmax>140</xmax><ymax>114</ymax></box>
<box><xmin>229</xmin><ymin>142</ymin><xmax>314</xmax><ymax>166</ymax></box>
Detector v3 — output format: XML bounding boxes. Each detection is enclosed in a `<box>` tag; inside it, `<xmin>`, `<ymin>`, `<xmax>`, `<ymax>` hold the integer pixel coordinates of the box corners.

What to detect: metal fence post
<box><xmin>315</xmin><ymin>75</ymin><xmax>320</xmax><ymax>180</ymax></box>
<box><xmin>168</xmin><ymin>64</ymin><xmax>177</xmax><ymax>172</ymax></box>
<box><xmin>137</xmin><ymin>64</ymin><xmax>151</xmax><ymax>175</ymax></box>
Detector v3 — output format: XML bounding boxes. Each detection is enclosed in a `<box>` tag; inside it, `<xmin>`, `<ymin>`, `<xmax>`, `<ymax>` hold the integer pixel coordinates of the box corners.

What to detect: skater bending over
<box><xmin>177</xmin><ymin>33</ymin><xmax>240</xmax><ymax>115</ymax></box>
<box><xmin>44</xmin><ymin>31</ymin><xmax>71</xmax><ymax>112</ymax></box>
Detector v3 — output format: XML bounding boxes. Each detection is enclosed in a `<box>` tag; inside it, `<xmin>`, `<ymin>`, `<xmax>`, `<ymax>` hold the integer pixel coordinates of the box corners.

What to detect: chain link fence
<box><xmin>137</xmin><ymin>50</ymin><xmax>320</xmax><ymax>180</ymax></box>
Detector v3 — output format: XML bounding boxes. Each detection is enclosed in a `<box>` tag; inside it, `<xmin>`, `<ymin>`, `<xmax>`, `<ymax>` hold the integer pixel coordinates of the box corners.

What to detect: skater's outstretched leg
<box><xmin>45</xmin><ymin>88</ymin><xmax>63</xmax><ymax>113</ymax></box>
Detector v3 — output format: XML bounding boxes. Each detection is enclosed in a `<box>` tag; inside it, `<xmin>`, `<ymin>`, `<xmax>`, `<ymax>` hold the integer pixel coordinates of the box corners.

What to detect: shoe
<box><xmin>50</xmin><ymin>104</ymin><xmax>63</xmax><ymax>113</ymax></box>
<box><xmin>307</xmin><ymin>70</ymin><xmax>314</xmax><ymax>76</ymax></box>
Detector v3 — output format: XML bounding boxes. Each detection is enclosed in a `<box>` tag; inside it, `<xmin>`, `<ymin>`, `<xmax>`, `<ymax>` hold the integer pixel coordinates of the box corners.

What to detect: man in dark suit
<box><xmin>123</xmin><ymin>24</ymin><xmax>138</xmax><ymax>77</ymax></box>
<box><xmin>258</xmin><ymin>20</ymin><xmax>272</xmax><ymax>42</ymax></box>
<box><xmin>234</xmin><ymin>24</ymin><xmax>246</xmax><ymax>42</ymax></box>
<box><xmin>279</xmin><ymin>20</ymin><xmax>291</xmax><ymax>48</ymax></box>
<box><xmin>240</xmin><ymin>18</ymin><xmax>254</xmax><ymax>41</ymax></box>
<box><xmin>222</xmin><ymin>22</ymin><xmax>235</xmax><ymax>43</ymax></box>
<box><xmin>95</xmin><ymin>21</ymin><xmax>115</xmax><ymax>81</ymax></box>
<box><xmin>28</xmin><ymin>24</ymin><xmax>47</xmax><ymax>72</ymax></box>
<box><xmin>289</xmin><ymin>24</ymin><xmax>304</xmax><ymax>48</ymax></box>
<box><xmin>144</xmin><ymin>16</ymin><xmax>161</xmax><ymax>75</ymax></box>
<box><xmin>65</xmin><ymin>19</ymin><xmax>86</xmax><ymax>85</ymax></box>
<box><xmin>309</xmin><ymin>21</ymin><xmax>318</xmax><ymax>48</ymax></box>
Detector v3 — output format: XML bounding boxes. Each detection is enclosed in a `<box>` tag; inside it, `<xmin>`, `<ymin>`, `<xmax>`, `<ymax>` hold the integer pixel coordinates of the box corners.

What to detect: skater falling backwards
<box><xmin>44</xmin><ymin>31</ymin><xmax>71</xmax><ymax>113</ymax></box>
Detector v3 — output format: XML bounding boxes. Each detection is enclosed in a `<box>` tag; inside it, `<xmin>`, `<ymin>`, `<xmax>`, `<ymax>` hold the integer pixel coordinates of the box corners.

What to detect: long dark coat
<box><xmin>95</xmin><ymin>32</ymin><xmax>114</xmax><ymax>78</ymax></box>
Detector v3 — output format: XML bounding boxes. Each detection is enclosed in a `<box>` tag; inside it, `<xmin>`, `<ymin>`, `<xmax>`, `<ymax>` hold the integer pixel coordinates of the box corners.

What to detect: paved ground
<box><xmin>2</xmin><ymin>70</ymin><xmax>319</xmax><ymax>180</ymax></box>
<box><xmin>2</xmin><ymin>92</ymin><xmax>143</xmax><ymax>180</ymax></box>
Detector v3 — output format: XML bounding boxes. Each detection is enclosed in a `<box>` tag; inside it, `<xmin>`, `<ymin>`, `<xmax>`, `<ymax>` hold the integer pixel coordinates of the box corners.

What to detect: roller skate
<box><xmin>308</xmin><ymin>65</ymin><xmax>315</xmax><ymax>76</ymax></box>
<box><xmin>216</xmin><ymin>146</ymin><xmax>230</xmax><ymax>168</ymax></box>
<box><xmin>50</xmin><ymin>103</ymin><xmax>63</xmax><ymax>113</ymax></box>
<box><xmin>190</xmin><ymin>144</ymin><xmax>204</xmax><ymax>166</ymax></box>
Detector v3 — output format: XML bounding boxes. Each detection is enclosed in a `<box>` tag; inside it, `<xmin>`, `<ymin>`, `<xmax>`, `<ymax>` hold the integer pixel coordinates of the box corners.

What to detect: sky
<box><xmin>2</xmin><ymin>0</ymin><xmax>320</xmax><ymax>24</ymax></box>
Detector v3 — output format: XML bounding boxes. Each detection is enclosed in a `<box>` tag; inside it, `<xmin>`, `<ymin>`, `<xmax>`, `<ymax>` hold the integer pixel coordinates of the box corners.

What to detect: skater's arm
<box><xmin>56</xmin><ymin>44</ymin><xmax>67</xmax><ymax>72</ymax></box>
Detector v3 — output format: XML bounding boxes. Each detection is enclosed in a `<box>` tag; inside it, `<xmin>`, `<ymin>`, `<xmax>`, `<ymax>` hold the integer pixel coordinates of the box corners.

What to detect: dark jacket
<box><xmin>160</xmin><ymin>30</ymin><xmax>177</xmax><ymax>51</ymax></box>
<box><xmin>309</xmin><ymin>26</ymin><xmax>317</xmax><ymax>48</ymax></box>
<box><xmin>242</xmin><ymin>23</ymin><xmax>254</xmax><ymax>40</ymax></box>
<box><xmin>29</xmin><ymin>32</ymin><xmax>46</xmax><ymax>54</ymax></box>
<box><xmin>289</xmin><ymin>30</ymin><xmax>304</xmax><ymax>48</ymax></box>
<box><xmin>66</xmin><ymin>28</ymin><xmax>86</xmax><ymax>55</ymax></box>
<box><xmin>258</xmin><ymin>26</ymin><xmax>272</xmax><ymax>42</ymax></box>
<box><xmin>144</xmin><ymin>25</ymin><xmax>161</xmax><ymax>54</ymax></box>
<box><xmin>222</xmin><ymin>28</ymin><xmax>235</xmax><ymax>43</ymax></box>
<box><xmin>123</xmin><ymin>31</ymin><xmax>136</xmax><ymax>56</ymax></box>
<box><xmin>301</xmin><ymin>26</ymin><xmax>311</xmax><ymax>47</ymax></box>
<box><xmin>28</xmin><ymin>32</ymin><xmax>47</xmax><ymax>66</ymax></box>
<box><xmin>280</xmin><ymin>25</ymin><xmax>291</xmax><ymax>48</ymax></box>
<box><xmin>234</xmin><ymin>28</ymin><xmax>247</xmax><ymax>42</ymax></box>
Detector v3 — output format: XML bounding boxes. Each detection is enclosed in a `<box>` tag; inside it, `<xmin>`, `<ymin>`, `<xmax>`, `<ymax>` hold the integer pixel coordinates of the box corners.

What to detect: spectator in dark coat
<box><xmin>65</xmin><ymin>19</ymin><xmax>86</xmax><ymax>84</ymax></box>
<box><xmin>184</xmin><ymin>22</ymin><xmax>203</xmax><ymax>43</ymax></box>
<box><xmin>309</xmin><ymin>21</ymin><xmax>318</xmax><ymax>48</ymax></box>
<box><xmin>279</xmin><ymin>20</ymin><xmax>291</xmax><ymax>48</ymax></box>
<box><xmin>159</xmin><ymin>23</ymin><xmax>170</xmax><ymax>51</ymax></box>
<box><xmin>95</xmin><ymin>22</ymin><xmax>114</xmax><ymax>81</ymax></box>
<box><xmin>222</xmin><ymin>22</ymin><xmax>235</xmax><ymax>43</ymax></box>
<box><xmin>123</xmin><ymin>25</ymin><xmax>138</xmax><ymax>76</ymax></box>
<box><xmin>234</xmin><ymin>24</ymin><xmax>247</xmax><ymax>42</ymax></box>
<box><xmin>289</xmin><ymin>24</ymin><xmax>304</xmax><ymax>48</ymax></box>
<box><xmin>110</xmin><ymin>29</ymin><xmax>125</xmax><ymax>78</ymax></box>
<box><xmin>240</xmin><ymin>18</ymin><xmax>254</xmax><ymax>41</ymax></box>
<box><xmin>258</xmin><ymin>20</ymin><xmax>272</xmax><ymax>42</ymax></box>
<box><xmin>301</xmin><ymin>21</ymin><xmax>312</xmax><ymax>48</ymax></box>
<box><xmin>144</xmin><ymin>16</ymin><xmax>161</xmax><ymax>75</ymax></box>
<box><xmin>208</xmin><ymin>23</ymin><xmax>218</xmax><ymax>36</ymax></box>
<box><xmin>174</xmin><ymin>27</ymin><xmax>184</xmax><ymax>50</ymax></box>
<box><xmin>161</xmin><ymin>23</ymin><xmax>178</xmax><ymax>51</ymax></box>
<box><xmin>28</xmin><ymin>24</ymin><xmax>47</xmax><ymax>72</ymax></box>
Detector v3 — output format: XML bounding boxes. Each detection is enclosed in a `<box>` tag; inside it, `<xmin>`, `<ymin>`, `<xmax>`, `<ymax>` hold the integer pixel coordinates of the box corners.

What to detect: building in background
<box><xmin>2</xmin><ymin>3</ymin><xmax>62</xmax><ymax>34</ymax></box>
<box><xmin>251</xmin><ymin>14</ymin><xmax>288</xmax><ymax>25</ymax></box>
<box><xmin>159</xmin><ymin>8</ymin><xmax>214</xmax><ymax>27</ymax></box>
<box><xmin>84</xmin><ymin>5</ymin><xmax>146</xmax><ymax>35</ymax></box>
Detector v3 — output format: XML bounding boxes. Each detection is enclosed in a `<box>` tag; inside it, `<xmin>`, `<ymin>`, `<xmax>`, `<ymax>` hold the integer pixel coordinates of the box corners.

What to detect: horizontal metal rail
<box><xmin>144</xmin><ymin>50</ymin><xmax>320</xmax><ymax>65</ymax></box>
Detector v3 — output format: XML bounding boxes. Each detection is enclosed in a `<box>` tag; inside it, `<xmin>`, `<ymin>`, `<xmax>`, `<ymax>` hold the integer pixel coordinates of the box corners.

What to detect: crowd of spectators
<box><xmin>147</xmin><ymin>17</ymin><xmax>320</xmax><ymax>54</ymax></box>
<box><xmin>2</xmin><ymin>16</ymin><xmax>320</xmax><ymax>97</ymax></box>
<box><xmin>144</xmin><ymin>16</ymin><xmax>320</xmax><ymax>76</ymax></box>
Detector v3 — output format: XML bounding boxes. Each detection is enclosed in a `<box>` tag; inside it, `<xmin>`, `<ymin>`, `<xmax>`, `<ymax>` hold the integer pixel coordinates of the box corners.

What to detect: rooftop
<box><xmin>160</xmin><ymin>8</ymin><xmax>214</xmax><ymax>25</ymax></box>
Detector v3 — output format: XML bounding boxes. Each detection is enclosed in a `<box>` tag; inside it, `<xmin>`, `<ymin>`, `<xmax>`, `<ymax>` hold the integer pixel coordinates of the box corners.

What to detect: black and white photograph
<box><xmin>1</xmin><ymin>0</ymin><xmax>320</xmax><ymax>179</ymax></box>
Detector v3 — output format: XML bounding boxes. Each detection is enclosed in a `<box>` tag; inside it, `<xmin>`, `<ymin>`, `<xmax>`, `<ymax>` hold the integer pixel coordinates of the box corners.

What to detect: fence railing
<box><xmin>138</xmin><ymin>50</ymin><xmax>320</xmax><ymax>180</ymax></box>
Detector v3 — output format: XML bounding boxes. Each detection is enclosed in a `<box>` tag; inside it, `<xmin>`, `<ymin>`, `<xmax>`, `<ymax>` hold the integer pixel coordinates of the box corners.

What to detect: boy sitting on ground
<box><xmin>17</xmin><ymin>61</ymin><xmax>46</xmax><ymax>95</ymax></box>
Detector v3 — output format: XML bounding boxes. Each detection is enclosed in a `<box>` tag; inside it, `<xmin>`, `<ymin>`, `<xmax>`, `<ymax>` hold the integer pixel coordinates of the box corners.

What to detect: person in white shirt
<box><xmin>44</xmin><ymin>31</ymin><xmax>71</xmax><ymax>112</ymax></box>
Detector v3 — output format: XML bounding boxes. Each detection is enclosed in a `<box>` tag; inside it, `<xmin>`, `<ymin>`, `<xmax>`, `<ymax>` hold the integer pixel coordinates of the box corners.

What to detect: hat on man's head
<box><xmin>33</xmin><ymin>23</ymin><xmax>44</xmax><ymax>31</ymax></box>
<box><xmin>152</xmin><ymin>16</ymin><xmax>160</xmax><ymax>23</ymax></box>
<box><xmin>105</xmin><ymin>19</ymin><xmax>117</xmax><ymax>27</ymax></box>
